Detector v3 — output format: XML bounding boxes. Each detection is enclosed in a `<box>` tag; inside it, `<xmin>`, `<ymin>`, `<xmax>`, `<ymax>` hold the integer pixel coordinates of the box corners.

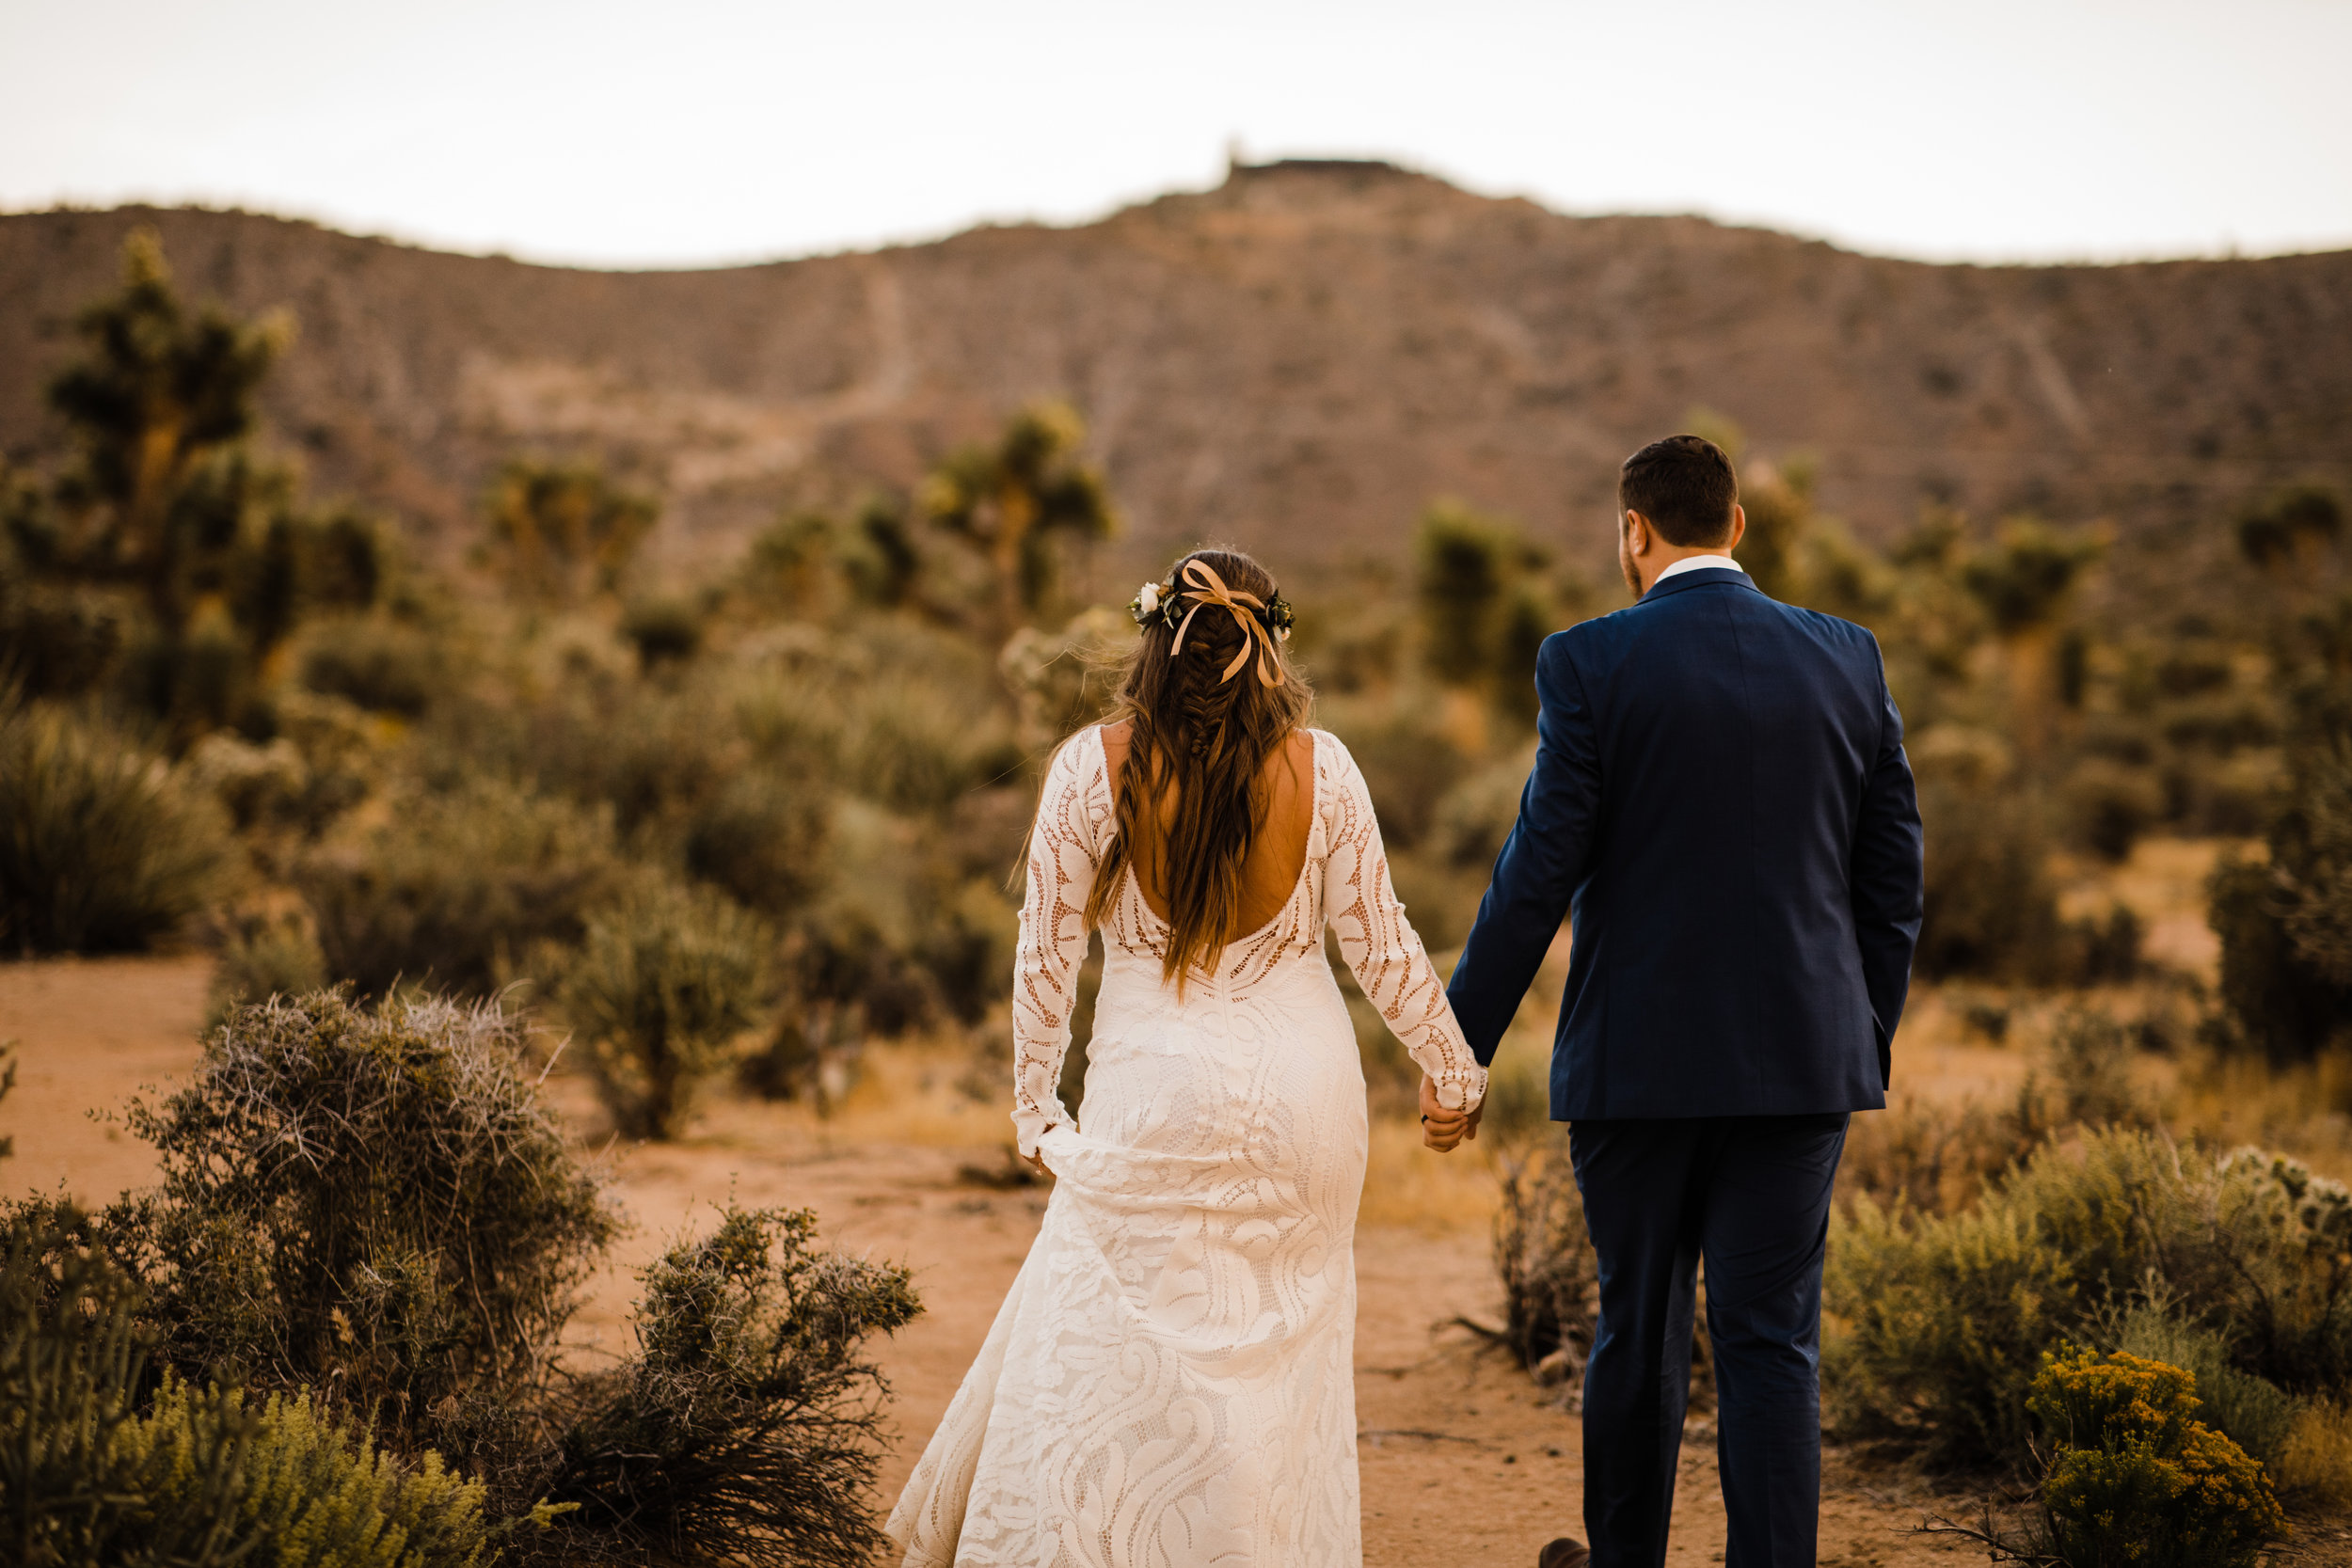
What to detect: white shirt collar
<box><xmin>1652</xmin><ymin>554</ymin><xmax>1746</xmax><ymax>587</ymax></box>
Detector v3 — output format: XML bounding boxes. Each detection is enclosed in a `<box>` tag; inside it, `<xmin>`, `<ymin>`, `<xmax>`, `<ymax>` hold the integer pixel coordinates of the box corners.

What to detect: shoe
<box><xmin>1538</xmin><ymin>1539</ymin><xmax>1590</xmax><ymax>1568</ymax></box>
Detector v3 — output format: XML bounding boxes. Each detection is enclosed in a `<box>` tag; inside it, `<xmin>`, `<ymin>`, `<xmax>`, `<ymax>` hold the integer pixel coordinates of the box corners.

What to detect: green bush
<box><xmin>0</xmin><ymin>1212</ymin><xmax>259</xmax><ymax>1568</ymax></box>
<box><xmin>554</xmin><ymin>881</ymin><xmax>773</xmax><ymax>1140</ymax></box>
<box><xmin>2114</xmin><ymin>1307</ymin><xmax>2300</xmax><ymax>1470</ymax></box>
<box><xmin>120</xmin><ymin>1381</ymin><xmax>493</xmax><ymax>1568</ymax></box>
<box><xmin>497</xmin><ymin>1204</ymin><xmax>921</xmax><ymax>1568</ymax></box>
<box><xmin>1828</xmin><ymin>1187</ymin><xmax>2077</xmax><ymax>1463</ymax></box>
<box><xmin>296</xmin><ymin>776</ymin><xmax>621</xmax><ymax>997</ymax></box>
<box><xmin>1828</xmin><ymin>1130</ymin><xmax>2352</xmax><ymax>1466</ymax></box>
<box><xmin>2031</xmin><ymin>1349</ymin><xmax>2284</xmax><ymax>1568</ymax></box>
<box><xmin>111</xmin><ymin>991</ymin><xmax>619</xmax><ymax>1435</ymax></box>
<box><xmin>0</xmin><ymin>699</ymin><xmax>231</xmax><ymax>953</ymax></box>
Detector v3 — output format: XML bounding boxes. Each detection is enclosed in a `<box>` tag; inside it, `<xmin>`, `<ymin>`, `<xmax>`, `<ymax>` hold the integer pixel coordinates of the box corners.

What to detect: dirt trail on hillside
<box><xmin>8</xmin><ymin>958</ymin><xmax>2344</xmax><ymax>1567</ymax></box>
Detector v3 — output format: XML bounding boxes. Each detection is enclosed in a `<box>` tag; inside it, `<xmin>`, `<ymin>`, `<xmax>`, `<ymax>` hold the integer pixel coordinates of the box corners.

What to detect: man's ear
<box><xmin>1624</xmin><ymin>509</ymin><xmax>1653</xmax><ymax>558</ymax></box>
<box><xmin>1726</xmin><ymin>503</ymin><xmax>1747</xmax><ymax>551</ymax></box>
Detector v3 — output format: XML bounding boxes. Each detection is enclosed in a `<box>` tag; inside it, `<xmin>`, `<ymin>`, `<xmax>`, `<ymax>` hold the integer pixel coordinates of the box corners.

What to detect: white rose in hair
<box><xmin>1136</xmin><ymin>582</ymin><xmax>1161</xmax><ymax>616</ymax></box>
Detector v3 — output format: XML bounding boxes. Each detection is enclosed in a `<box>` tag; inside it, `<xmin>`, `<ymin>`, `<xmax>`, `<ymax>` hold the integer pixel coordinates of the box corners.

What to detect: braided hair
<box><xmin>1085</xmin><ymin>547</ymin><xmax>1313</xmax><ymax>988</ymax></box>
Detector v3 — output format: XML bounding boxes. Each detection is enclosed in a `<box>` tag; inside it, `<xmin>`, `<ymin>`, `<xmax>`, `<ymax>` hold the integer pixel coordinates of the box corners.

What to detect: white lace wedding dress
<box><xmin>887</xmin><ymin>725</ymin><xmax>1487</xmax><ymax>1568</ymax></box>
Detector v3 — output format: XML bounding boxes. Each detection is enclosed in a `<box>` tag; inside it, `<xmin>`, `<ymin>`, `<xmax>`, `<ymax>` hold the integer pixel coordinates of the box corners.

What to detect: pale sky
<box><xmin>3</xmin><ymin>0</ymin><xmax>2348</xmax><ymax>270</ymax></box>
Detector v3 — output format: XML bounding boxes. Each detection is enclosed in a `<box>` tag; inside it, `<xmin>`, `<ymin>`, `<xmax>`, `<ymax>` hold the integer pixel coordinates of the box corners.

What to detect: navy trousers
<box><xmin>1567</xmin><ymin>1114</ymin><xmax>1851</xmax><ymax>1568</ymax></box>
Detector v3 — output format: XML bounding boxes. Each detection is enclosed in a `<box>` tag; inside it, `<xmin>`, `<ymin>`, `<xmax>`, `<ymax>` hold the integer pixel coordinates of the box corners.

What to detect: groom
<box><xmin>1430</xmin><ymin>435</ymin><xmax>1923</xmax><ymax>1568</ymax></box>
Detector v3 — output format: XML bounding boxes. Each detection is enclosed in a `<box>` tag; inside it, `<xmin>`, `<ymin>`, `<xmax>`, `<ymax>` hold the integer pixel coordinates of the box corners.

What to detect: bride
<box><xmin>888</xmin><ymin>548</ymin><xmax>1489</xmax><ymax>1568</ymax></box>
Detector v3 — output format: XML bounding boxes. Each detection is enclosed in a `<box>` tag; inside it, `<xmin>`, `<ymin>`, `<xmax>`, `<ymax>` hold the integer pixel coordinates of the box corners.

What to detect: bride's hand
<box><xmin>1418</xmin><ymin>1076</ymin><xmax>1482</xmax><ymax>1153</ymax></box>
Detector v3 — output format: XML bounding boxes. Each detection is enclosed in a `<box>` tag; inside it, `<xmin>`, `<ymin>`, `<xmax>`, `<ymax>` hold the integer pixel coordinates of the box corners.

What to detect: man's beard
<box><xmin>1618</xmin><ymin>525</ymin><xmax>1641</xmax><ymax>595</ymax></box>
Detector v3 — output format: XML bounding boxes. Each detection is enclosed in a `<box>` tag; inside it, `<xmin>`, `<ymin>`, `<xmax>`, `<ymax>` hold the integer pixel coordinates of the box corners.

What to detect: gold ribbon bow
<box><xmin>1169</xmin><ymin>559</ymin><xmax>1284</xmax><ymax>687</ymax></box>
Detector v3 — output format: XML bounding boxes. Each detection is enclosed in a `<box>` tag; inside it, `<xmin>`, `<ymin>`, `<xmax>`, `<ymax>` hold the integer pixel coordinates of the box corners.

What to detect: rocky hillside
<box><xmin>4</xmin><ymin>162</ymin><xmax>2347</xmax><ymax>578</ymax></box>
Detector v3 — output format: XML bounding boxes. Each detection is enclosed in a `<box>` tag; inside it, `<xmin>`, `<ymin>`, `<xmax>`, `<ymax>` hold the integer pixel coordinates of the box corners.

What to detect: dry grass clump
<box><xmin>2276</xmin><ymin>1401</ymin><xmax>2352</xmax><ymax>1505</ymax></box>
<box><xmin>0</xmin><ymin>698</ymin><xmax>231</xmax><ymax>954</ymax></box>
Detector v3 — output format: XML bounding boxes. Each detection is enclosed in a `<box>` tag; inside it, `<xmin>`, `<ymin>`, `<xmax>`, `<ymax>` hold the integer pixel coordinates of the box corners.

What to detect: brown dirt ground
<box><xmin>7</xmin><ymin>955</ymin><xmax>2349</xmax><ymax>1567</ymax></box>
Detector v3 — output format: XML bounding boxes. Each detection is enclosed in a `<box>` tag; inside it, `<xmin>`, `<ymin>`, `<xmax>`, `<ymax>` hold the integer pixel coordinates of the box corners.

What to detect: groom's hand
<box><xmin>1419</xmin><ymin>1076</ymin><xmax>1482</xmax><ymax>1153</ymax></box>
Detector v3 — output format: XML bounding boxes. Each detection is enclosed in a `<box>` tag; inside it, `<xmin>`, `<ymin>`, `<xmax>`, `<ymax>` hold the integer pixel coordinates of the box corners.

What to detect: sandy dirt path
<box><xmin>8</xmin><ymin>957</ymin><xmax>2340</xmax><ymax>1567</ymax></box>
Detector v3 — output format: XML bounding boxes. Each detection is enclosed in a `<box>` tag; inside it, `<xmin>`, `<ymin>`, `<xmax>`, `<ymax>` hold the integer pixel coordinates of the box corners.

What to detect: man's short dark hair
<box><xmin>1619</xmin><ymin>435</ymin><xmax>1739</xmax><ymax>546</ymax></box>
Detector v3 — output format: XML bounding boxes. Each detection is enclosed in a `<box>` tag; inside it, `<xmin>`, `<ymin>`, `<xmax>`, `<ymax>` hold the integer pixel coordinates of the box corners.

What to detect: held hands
<box><xmin>1419</xmin><ymin>1076</ymin><xmax>1483</xmax><ymax>1153</ymax></box>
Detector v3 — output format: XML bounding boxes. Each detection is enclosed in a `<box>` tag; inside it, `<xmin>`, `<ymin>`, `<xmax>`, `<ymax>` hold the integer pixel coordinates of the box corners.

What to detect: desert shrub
<box><xmin>296</xmin><ymin>776</ymin><xmax>621</xmax><ymax>997</ymax></box>
<box><xmin>0</xmin><ymin>567</ymin><xmax>130</xmax><ymax>702</ymax></box>
<box><xmin>2069</xmin><ymin>902</ymin><xmax>2144</xmax><ymax>985</ymax></box>
<box><xmin>1336</xmin><ymin>711</ymin><xmax>1464</xmax><ymax>850</ymax></box>
<box><xmin>1433</xmin><ymin>746</ymin><xmax>1531</xmax><ymax>869</ymax></box>
<box><xmin>187</xmin><ymin>731</ymin><xmax>312</xmax><ymax>832</ymax></box>
<box><xmin>2113</xmin><ymin>1306</ymin><xmax>2299</xmax><ymax>1470</ymax></box>
<box><xmin>1828</xmin><ymin>1188</ymin><xmax>2077</xmax><ymax>1463</ymax></box>
<box><xmin>914</xmin><ymin>877</ymin><xmax>1022</xmax><ymax>1025</ymax></box>
<box><xmin>0</xmin><ymin>699</ymin><xmax>231</xmax><ymax>953</ymax></box>
<box><xmin>2277</xmin><ymin>1400</ymin><xmax>2352</xmax><ymax>1505</ymax></box>
<box><xmin>1829</xmin><ymin>1131</ymin><xmax>2352</xmax><ymax>1466</ymax></box>
<box><xmin>297</xmin><ymin>615</ymin><xmax>442</xmax><ymax>717</ymax></box>
<box><xmin>109</xmin><ymin>991</ymin><xmax>618</xmax><ymax>1434</ymax></box>
<box><xmin>844</xmin><ymin>682</ymin><xmax>1015</xmax><ymax>814</ymax></box>
<box><xmin>1908</xmin><ymin>728</ymin><xmax>2066</xmax><ymax>981</ymax></box>
<box><xmin>1493</xmin><ymin>1134</ymin><xmax>1599</xmax><ymax>1383</ymax></box>
<box><xmin>2030</xmin><ymin>1349</ymin><xmax>2283</xmax><ymax>1568</ymax></box>
<box><xmin>619</xmin><ymin>594</ymin><xmax>704</xmax><ymax>670</ymax></box>
<box><xmin>554</xmin><ymin>881</ymin><xmax>773</xmax><ymax>1139</ymax></box>
<box><xmin>1836</xmin><ymin>1095</ymin><xmax>2022</xmax><ymax>1217</ymax></box>
<box><xmin>495</xmin><ymin>1204</ymin><xmax>921</xmax><ymax>1568</ymax></box>
<box><xmin>683</xmin><ymin>768</ymin><xmax>831</xmax><ymax>916</ymax></box>
<box><xmin>2026</xmin><ymin>1007</ymin><xmax>2151</xmax><ymax>1131</ymax></box>
<box><xmin>0</xmin><ymin>1211</ymin><xmax>260</xmax><ymax>1568</ymax></box>
<box><xmin>204</xmin><ymin>911</ymin><xmax>327</xmax><ymax>1030</ymax></box>
<box><xmin>118</xmin><ymin>1381</ymin><xmax>494</xmax><ymax>1568</ymax></box>
<box><xmin>2066</xmin><ymin>757</ymin><xmax>2165</xmax><ymax>863</ymax></box>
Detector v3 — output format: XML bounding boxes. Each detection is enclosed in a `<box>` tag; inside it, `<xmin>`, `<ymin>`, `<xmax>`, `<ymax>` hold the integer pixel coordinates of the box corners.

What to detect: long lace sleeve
<box><xmin>1010</xmin><ymin>728</ymin><xmax>1109</xmax><ymax>1158</ymax></box>
<box><xmin>1319</xmin><ymin>736</ymin><xmax>1488</xmax><ymax>1114</ymax></box>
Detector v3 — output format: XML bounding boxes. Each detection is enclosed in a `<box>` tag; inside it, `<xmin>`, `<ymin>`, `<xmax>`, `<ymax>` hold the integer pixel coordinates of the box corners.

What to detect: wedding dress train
<box><xmin>887</xmin><ymin>724</ymin><xmax>1486</xmax><ymax>1568</ymax></box>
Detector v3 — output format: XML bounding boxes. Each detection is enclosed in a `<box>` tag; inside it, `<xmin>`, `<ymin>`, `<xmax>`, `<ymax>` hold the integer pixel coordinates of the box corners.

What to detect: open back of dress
<box><xmin>888</xmin><ymin>725</ymin><xmax>1484</xmax><ymax>1568</ymax></box>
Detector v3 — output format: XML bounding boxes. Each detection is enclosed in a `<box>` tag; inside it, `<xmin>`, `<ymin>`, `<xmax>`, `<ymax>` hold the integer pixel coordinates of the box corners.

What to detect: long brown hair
<box><xmin>1084</xmin><ymin>547</ymin><xmax>1313</xmax><ymax>985</ymax></box>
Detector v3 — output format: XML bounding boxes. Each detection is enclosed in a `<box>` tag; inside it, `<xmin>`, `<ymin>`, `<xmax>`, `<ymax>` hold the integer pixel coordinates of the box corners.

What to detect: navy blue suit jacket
<box><xmin>1446</xmin><ymin>565</ymin><xmax>1924</xmax><ymax>1119</ymax></box>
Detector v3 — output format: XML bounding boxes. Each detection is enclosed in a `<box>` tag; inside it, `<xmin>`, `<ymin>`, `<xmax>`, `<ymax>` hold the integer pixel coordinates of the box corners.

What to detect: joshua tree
<box><xmin>11</xmin><ymin>230</ymin><xmax>385</xmax><ymax>734</ymax></box>
<box><xmin>921</xmin><ymin>402</ymin><xmax>1118</xmax><ymax>629</ymax></box>
<box><xmin>480</xmin><ymin>458</ymin><xmax>658</xmax><ymax>602</ymax></box>
<box><xmin>2238</xmin><ymin>483</ymin><xmax>2343</xmax><ymax>577</ymax></box>
<box><xmin>1960</xmin><ymin>518</ymin><xmax>2105</xmax><ymax>760</ymax></box>
<box><xmin>1413</xmin><ymin>501</ymin><xmax>1560</xmax><ymax>744</ymax></box>
<box><xmin>44</xmin><ymin>230</ymin><xmax>291</xmax><ymax>632</ymax></box>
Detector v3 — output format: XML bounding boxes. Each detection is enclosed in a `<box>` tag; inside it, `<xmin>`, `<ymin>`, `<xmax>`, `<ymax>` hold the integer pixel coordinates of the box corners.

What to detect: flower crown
<box><xmin>1128</xmin><ymin>561</ymin><xmax>1295</xmax><ymax>687</ymax></box>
